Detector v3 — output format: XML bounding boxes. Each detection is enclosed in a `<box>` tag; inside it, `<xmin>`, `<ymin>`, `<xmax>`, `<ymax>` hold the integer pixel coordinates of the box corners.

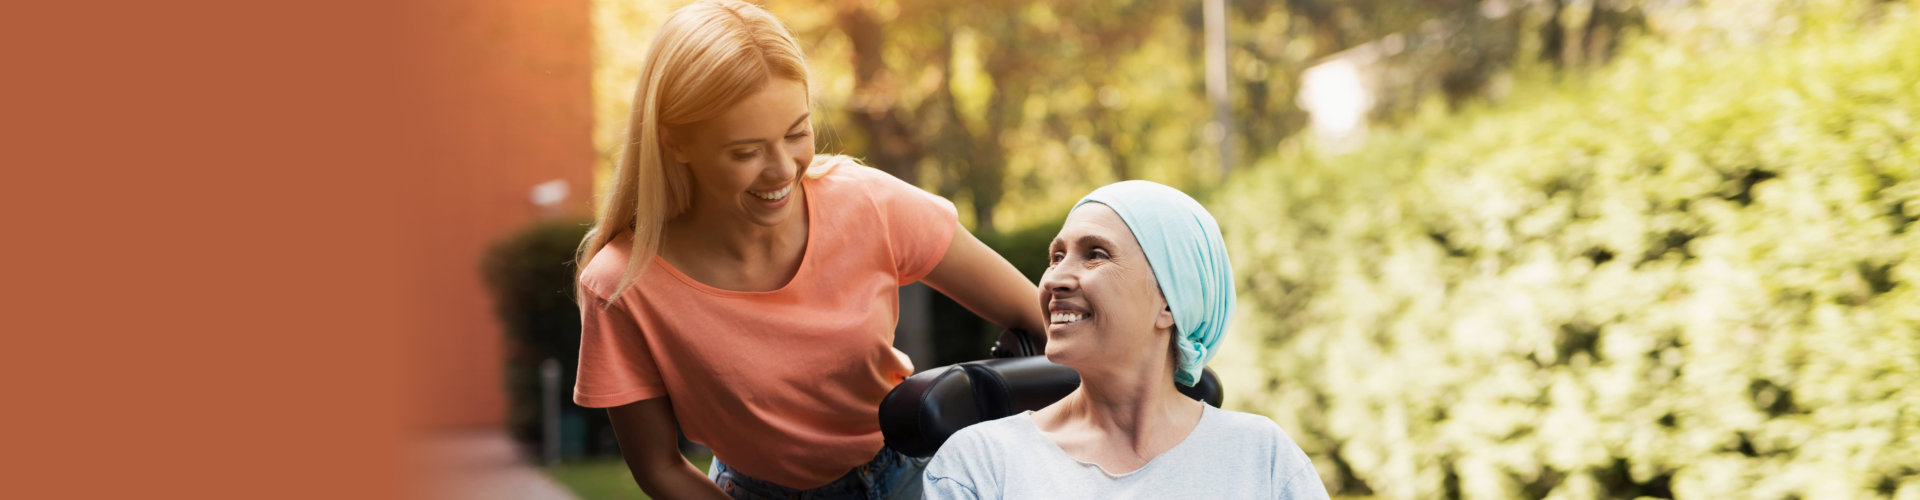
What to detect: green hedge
<box><xmin>1211</xmin><ymin>9</ymin><xmax>1919</xmax><ymax>500</ymax></box>
<box><xmin>480</xmin><ymin>217</ymin><xmax>619</xmax><ymax>458</ymax></box>
<box><xmin>921</xmin><ymin>216</ymin><xmax>1068</xmax><ymax>368</ymax></box>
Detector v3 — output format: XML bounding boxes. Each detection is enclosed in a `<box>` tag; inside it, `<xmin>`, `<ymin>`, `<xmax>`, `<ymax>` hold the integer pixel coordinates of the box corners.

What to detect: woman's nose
<box><xmin>762</xmin><ymin>148</ymin><xmax>795</xmax><ymax>182</ymax></box>
<box><xmin>1040</xmin><ymin>264</ymin><xmax>1077</xmax><ymax>294</ymax></box>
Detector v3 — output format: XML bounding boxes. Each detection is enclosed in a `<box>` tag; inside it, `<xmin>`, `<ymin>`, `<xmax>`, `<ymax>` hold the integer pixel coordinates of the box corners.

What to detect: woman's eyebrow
<box><xmin>721</xmin><ymin>112</ymin><xmax>814</xmax><ymax>147</ymax></box>
<box><xmin>1076</xmin><ymin>234</ymin><xmax>1116</xmax><ymax>249</ymax></box>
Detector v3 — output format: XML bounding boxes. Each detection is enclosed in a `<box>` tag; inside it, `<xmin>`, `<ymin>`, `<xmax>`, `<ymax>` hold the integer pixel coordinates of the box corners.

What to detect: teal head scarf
<box><xmin>1072</xmin><ymin>180</ymin><xmax>1234</xmax><ymax>387</ymax></box>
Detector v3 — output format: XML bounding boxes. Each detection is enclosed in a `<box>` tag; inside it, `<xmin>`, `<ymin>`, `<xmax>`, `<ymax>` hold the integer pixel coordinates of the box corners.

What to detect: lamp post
<box><xmin>1204</xmin><ymin>0</ymin><xmax>1232</xmax><ymax>177</ymax></box>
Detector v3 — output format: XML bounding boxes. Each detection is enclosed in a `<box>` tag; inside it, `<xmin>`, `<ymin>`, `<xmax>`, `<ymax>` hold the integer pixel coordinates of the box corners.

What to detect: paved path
<box><xmin>414</xmin><ymin>431</ymin><xmax>578</xmax><ymax>500</ymax></box>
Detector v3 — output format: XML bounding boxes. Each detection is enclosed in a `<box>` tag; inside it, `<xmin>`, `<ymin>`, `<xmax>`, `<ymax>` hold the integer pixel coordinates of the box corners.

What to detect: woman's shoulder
<box><xmin>806</xmin><ymin>155</ymin><xmax>928</xmax><ymax>203</ymax></box>
<box><xmin>577</xmin><ymin>234</ymin><xmax>635</xmax><ymax>301</ymax></box>
<box><xmin>1205</xmin><ymin>406</ymin><xmax>1287</xmax><ymax>436</ymax></box>
<box><xmin>1194</xmin><ymin>406</ymin><xmax>1307</xmax><ymax>457</ymax></box>
<box><xmin>806</xmin><ymin>154</ymin><xmax>890</xmax><ymax>185</ymax></box>
<box><xmin>924</xmin><ymin>412</ymin><xmax>1038</xmax><ymax>492</ymax></box>
<box><xmin>942</xmin><ymin>411</ymin><xmax>1038</xmax><ymax>453</ymax></box>
<box><xmin>929</xmin><ymin>412</ymin><xmax>1044</xmax><ymax>472</ymax></box>
<box><xmin>1195</xmin><ymin>406</ymin><xmax>1324</xmax><ymax>492</ymax></box>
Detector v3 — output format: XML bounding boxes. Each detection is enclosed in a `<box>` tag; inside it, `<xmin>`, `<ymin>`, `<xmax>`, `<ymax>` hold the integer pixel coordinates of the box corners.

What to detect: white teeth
<box><xmin>1050</xmin><ymin>312</ymin><xmax>1089</xmax><ymax>324</ymax></box>
<box><xmin>749</xmin><ymin>184</ymin><xmax>792</xmax><ymax>201</ymax></box>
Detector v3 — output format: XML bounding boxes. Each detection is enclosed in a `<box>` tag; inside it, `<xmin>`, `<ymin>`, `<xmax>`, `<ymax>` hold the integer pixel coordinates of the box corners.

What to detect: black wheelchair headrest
<box><xmin>879</xmin><ymin>329</ymin><xmax>1224</xmax><ymax>457</ymax></box>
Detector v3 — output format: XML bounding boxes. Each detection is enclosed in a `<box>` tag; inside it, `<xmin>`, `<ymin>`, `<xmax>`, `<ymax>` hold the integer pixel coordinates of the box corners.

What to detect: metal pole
<box><xmin>1204</xmin><ymin>0</ymin><xmax>1233</xmax><ymax>176</ymax></box>
<box><xmin>540</xmin><ymin>357</ymin><xmax>561</xmax><ymax>466</ymax></box>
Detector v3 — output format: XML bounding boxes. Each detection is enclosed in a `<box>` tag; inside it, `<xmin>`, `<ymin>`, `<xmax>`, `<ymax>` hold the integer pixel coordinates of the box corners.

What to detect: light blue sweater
<box><xmin>923</xmin><ymin>404</ymin><xmax>1331</xmax><ymax>499</ymax></box>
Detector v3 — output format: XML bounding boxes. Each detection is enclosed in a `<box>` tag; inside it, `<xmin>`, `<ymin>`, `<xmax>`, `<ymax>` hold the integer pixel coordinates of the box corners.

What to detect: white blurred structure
<box><xmin>1298</xmin><ymin>56</ymin><xmax>1375</xmax><ymax>152</ymax></box>
<box><xmin>1297</xmin><ymin>9</ymin><xmax>1515</xmax><ymax>153</ymax></box>
<box><xmin>1204</xmin><ymin>0</ymin><xmax>1233</xmax><ymax>175</ymax></box>
<box><xmin>530</xmin><ymin>179</ymin><xmax>571</xmax><ymax>217</ymax></box>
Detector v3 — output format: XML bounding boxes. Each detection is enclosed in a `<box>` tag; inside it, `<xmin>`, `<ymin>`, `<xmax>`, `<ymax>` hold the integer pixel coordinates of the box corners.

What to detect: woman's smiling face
<box><xmin>1039</xmin><ymin>202</ymin><xmax>1176</xmax><ymax>371</ymax></box>
<box><xmin>667</xmin><ymin>77</ymin><xmax>815</xmax><ymax>227</ymax></box>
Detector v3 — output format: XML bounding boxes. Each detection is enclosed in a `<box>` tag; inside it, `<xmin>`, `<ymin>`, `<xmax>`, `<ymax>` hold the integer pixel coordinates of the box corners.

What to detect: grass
<box><xmin>542</xmin><ymin>450</ymin><xmax>713</xmax><ymax>500</ymax></box>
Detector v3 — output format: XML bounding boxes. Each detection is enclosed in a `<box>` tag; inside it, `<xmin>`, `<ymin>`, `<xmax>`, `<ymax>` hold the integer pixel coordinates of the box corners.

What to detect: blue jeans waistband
<box><xmin>706</xmin><ymin>446</ymin><xmax>929</xmax><ymax>500</ymax></box>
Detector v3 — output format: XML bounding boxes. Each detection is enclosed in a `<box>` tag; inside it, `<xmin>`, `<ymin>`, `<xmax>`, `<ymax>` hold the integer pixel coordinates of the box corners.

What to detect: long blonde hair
<box><xmin>577</xmin><ymin>0</ymin><xmax>836</xmax><ymax>301</ymax></box>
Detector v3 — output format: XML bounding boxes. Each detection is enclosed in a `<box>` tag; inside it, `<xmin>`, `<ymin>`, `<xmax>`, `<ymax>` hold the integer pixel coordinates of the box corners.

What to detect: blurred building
<box><xmin>409</xmin><ymin>0</ymin><xmax>595</xmax><ymax>431</ymax></box>
<box><xmin>1298</xmin><ymin>12</ymin><xmax>1521</xmax><ymax>152</ymax></box>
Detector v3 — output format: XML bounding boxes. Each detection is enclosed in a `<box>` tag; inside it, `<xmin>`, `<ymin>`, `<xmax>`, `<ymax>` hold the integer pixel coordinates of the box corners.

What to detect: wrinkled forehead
<box><xmin>1055</xmin><ymin>202</ymin><xmax>1141</xmax><ymax>250</ymax></box>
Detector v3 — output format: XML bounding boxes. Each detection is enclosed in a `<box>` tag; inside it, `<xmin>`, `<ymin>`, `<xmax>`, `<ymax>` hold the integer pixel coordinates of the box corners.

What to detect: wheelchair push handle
<box><xmin>988</xmin><ymin>328</ymin><xmax>1045</xmax><ymax>358</ymax></box>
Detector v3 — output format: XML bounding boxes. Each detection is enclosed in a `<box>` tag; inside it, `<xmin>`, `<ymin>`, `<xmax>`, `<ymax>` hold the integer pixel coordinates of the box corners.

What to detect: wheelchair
<box><xmin>877</xmin><ymin>328</ymin><xmax>1224</xmax><ymax>458</ymax></box>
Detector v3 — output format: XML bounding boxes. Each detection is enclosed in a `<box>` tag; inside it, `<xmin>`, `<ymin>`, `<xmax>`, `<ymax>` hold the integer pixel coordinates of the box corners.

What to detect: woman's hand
<box><xmin>923</xmin><ymin>225</ymin><xmax>1048</xmax><ymax>337</ymax></box>
<box><xmin>606</xmin><ymin>397</ymin><xmax>731</xmax><ymax>500</ymax></box>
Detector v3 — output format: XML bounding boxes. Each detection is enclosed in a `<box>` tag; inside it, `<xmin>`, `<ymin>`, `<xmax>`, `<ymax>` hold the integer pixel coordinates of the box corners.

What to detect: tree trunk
<box><xmin>834</xmin><ymin>1</ymin><xmax>923</xmax><ymax>183</ymax></box>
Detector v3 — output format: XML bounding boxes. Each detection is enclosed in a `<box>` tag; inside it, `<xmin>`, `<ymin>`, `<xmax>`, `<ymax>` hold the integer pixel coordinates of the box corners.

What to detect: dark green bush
<box><xmin>924</xmin><ymin>216</ymin><xmax>1067</xmax><ymax>368</ymax></box>
<box><xmin>1212</xmin><ymin>8</ymin><xmax>1919</xmax><ymax>499</ymax></box>
<box><xmin>480</xmin><ymin>217</ymin><xmax>617</xmax><ymax>458</ymax></box>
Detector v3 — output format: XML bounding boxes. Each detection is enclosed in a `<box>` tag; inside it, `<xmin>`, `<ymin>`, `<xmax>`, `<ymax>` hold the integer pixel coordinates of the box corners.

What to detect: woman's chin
<box><xmin>1042</xmin><ymin>342</ymin><xmax>1082</xmax><ymax>367</ymax></box>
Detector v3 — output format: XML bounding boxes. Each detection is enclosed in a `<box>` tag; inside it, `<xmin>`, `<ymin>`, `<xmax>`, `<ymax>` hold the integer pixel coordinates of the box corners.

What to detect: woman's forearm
<box><xmin>924</xmin><ymin>225</ymin><xmax>1048</xmax><ymax>334</ymax></box>
<box><xmin>625</xmin><ymin>454</ymin><xmax>730</xmax><ymax>500</ymax></box>
<box><xmin>606</xmin><ymin>399</ymin><xmax>730</xmax><ymax>499</ymax></box>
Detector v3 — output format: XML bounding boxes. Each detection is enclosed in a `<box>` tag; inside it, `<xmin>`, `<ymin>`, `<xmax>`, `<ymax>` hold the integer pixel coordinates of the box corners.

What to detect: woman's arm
<box><xmin>606</xmin><ymin>397</ymin><xmax>730</xmax><ymax>500</ymax></box>
<box><xmin>922</xmin><ymin>225</ymin><xmax>1048</xmax><ymax>335</ymax></box>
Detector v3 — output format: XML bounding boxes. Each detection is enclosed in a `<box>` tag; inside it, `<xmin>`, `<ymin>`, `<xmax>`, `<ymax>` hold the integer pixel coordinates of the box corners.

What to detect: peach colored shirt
<box><xmin>573</xmin><ymin>162</ymin><xmax>957</xmax><ymax>489</ymax></box>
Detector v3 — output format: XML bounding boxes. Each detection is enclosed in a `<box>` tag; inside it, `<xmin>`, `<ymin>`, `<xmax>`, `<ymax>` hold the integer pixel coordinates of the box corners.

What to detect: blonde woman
<box><xmin>571</xmin><ymin>1</ymin><xmax>1044</xmax><ymax>499</ymax></box>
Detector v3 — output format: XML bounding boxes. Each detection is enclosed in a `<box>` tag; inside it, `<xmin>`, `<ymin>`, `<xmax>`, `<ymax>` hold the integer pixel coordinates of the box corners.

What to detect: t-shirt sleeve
<box><xmin>1271</xmin><ymin>427</ymin><xmax>1331</xmax><ymax>500</ymax></box>
<box><xmin>861</xmin><ymin>167</ymin><xmax>959</xmax><ymax>285</ymax></box>
<box><xmin>572</xmin><ymin>287</ymin><xmax>668</xmax><ymax>408</ymax></box>
<box><xmin>1278</xmin><ymin>467</ymin><xmax>1331</xmax><ymax>500</ymax></box>
<box><xmin>922</xmin><ymin>427</ymin><xmax>995</xmax><ymax>500</ymax></box>
<box><xmin>924</xmin><ymin>474</ymin><xmax>984</xmax><ymax>500</ymax></box>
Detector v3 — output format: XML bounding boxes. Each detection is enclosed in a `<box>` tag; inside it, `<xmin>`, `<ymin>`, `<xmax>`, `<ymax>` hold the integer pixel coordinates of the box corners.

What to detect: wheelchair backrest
<box><xmin>878</xmin><ymin>329</ymin><xmax>1224</xmax><ymax>457</ymax></box>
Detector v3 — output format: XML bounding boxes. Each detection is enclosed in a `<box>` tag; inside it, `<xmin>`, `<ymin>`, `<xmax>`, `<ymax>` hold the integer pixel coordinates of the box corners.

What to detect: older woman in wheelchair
<box><xmin>880</xmin><ymin>181</ymin><xmax>1330</xmax><ymax>498</ymax></box>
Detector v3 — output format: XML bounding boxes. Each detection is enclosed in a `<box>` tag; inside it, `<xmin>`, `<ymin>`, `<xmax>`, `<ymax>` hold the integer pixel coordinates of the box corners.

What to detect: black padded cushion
<box><xmin>878</xmin><ymin>329</ymin><xmax>1225</xmax><ymax>457</ymax></box>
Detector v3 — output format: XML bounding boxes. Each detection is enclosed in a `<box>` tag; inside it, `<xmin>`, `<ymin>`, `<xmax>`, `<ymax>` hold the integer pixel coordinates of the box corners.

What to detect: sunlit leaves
<box><xmin>1213</xmin><ymin>5</ymin><xmax>1920</xmax><ymax>499</ymax></box>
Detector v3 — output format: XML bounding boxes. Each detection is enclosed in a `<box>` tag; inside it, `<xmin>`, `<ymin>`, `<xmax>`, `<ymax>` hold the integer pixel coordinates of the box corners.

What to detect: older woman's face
<box><xmin>1039</xmin><ymin>203</ymin><xmax>1176</xmax><ymax>370</ymax></box>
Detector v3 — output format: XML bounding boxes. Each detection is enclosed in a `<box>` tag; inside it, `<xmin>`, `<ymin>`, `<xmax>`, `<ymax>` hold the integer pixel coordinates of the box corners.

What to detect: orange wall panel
<box><xmin>407</xmin><ymin>0</ymin><xmax>595</xmax><ymax>431</ymax></box>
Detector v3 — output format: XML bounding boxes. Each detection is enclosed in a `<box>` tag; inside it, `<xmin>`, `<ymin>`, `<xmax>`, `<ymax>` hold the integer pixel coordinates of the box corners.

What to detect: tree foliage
<box><xmin>1211</xmin><ymin>4</ymin><xmax>1920</xmax><ymax>498</ymax></box>
<box><xmin>594</xmin><ymin>0</ymin><xmax>1668</xmax><ymax>234</ymax></box>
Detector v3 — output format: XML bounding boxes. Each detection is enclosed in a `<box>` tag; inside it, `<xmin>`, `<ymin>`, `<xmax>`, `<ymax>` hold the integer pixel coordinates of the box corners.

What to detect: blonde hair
<box><xmin>577</xmin><ymin>0</ymin><xmax>845</xmax><ymax>302</ymax></box>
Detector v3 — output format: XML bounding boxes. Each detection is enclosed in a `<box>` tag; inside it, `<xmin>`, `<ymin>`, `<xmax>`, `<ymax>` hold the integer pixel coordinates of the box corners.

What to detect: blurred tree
<box><xmin>800</xmin><ymin>0</ymin><xmax>1189</xmax><ymax>233</ymax></box>
<box><xmin>605</xmin><ymin>0</ymin><xmax>1661</xmax><ymax>232</ymax></box>
<box><xmin>830</xmin><ymin>0</ymin><xmax>925</xmax><ymax>185</ymax></box>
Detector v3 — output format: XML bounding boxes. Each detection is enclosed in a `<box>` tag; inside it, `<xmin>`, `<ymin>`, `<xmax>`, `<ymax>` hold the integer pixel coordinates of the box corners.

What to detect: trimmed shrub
<box><xmin>480</xmin><ymin>217</ymin><xmax>618</xmax><ymax>458</ymax></box>
<box><xmin>1212</xmin><ymin>9</ymin><xmax>1919</xmax><ymax>499</ymax></box>
<box><xmin>925</xmin><ymin>216</ymin><xmax>1068</xmax><ymax>368</ymax></box>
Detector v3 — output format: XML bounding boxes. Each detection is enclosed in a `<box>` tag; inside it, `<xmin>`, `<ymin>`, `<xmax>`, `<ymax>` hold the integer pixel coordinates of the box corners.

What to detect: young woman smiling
<box><xmin>570</xmin><ymin>2</ymin><xmax>1045</xmax><ymax>498</ymax></box>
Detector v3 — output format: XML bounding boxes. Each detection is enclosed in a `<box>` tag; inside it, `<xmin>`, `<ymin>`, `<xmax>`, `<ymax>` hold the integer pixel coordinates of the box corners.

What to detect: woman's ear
<box><xmin>1154</xmin><ymin>303</ymin><xmax>1176</xmax><ymax>331</ymax></box>
<box><xmin>661</xmin><ymin>128</ymin><xmax>691</xmax><ymax>165</ymax></box>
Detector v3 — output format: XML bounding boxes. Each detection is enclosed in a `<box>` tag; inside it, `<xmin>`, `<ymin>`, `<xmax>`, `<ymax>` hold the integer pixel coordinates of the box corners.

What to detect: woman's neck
<box><xmin>665</xmin><ymin>186</ymin><xmax>808</xmax><ymax>264</ymax></box>
<box><xmin>1041</xmin><ymin>358</ymin><xmax>1203</xmax><ymax>467</ymax></box>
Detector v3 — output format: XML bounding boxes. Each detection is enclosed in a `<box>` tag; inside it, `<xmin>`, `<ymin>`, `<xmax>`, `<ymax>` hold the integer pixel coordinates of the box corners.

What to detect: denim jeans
<box><xmin>706</xmin><ymin>447</ymin><xmax>930</xmax><ymax>500</ymax></box>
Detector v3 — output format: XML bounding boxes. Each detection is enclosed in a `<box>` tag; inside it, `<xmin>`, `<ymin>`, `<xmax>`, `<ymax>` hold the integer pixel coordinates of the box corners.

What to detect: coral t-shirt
<box><xmin>573</xmin><ymin>161</ymin><xmax>957</xmax><ymax>489</ymax></box>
